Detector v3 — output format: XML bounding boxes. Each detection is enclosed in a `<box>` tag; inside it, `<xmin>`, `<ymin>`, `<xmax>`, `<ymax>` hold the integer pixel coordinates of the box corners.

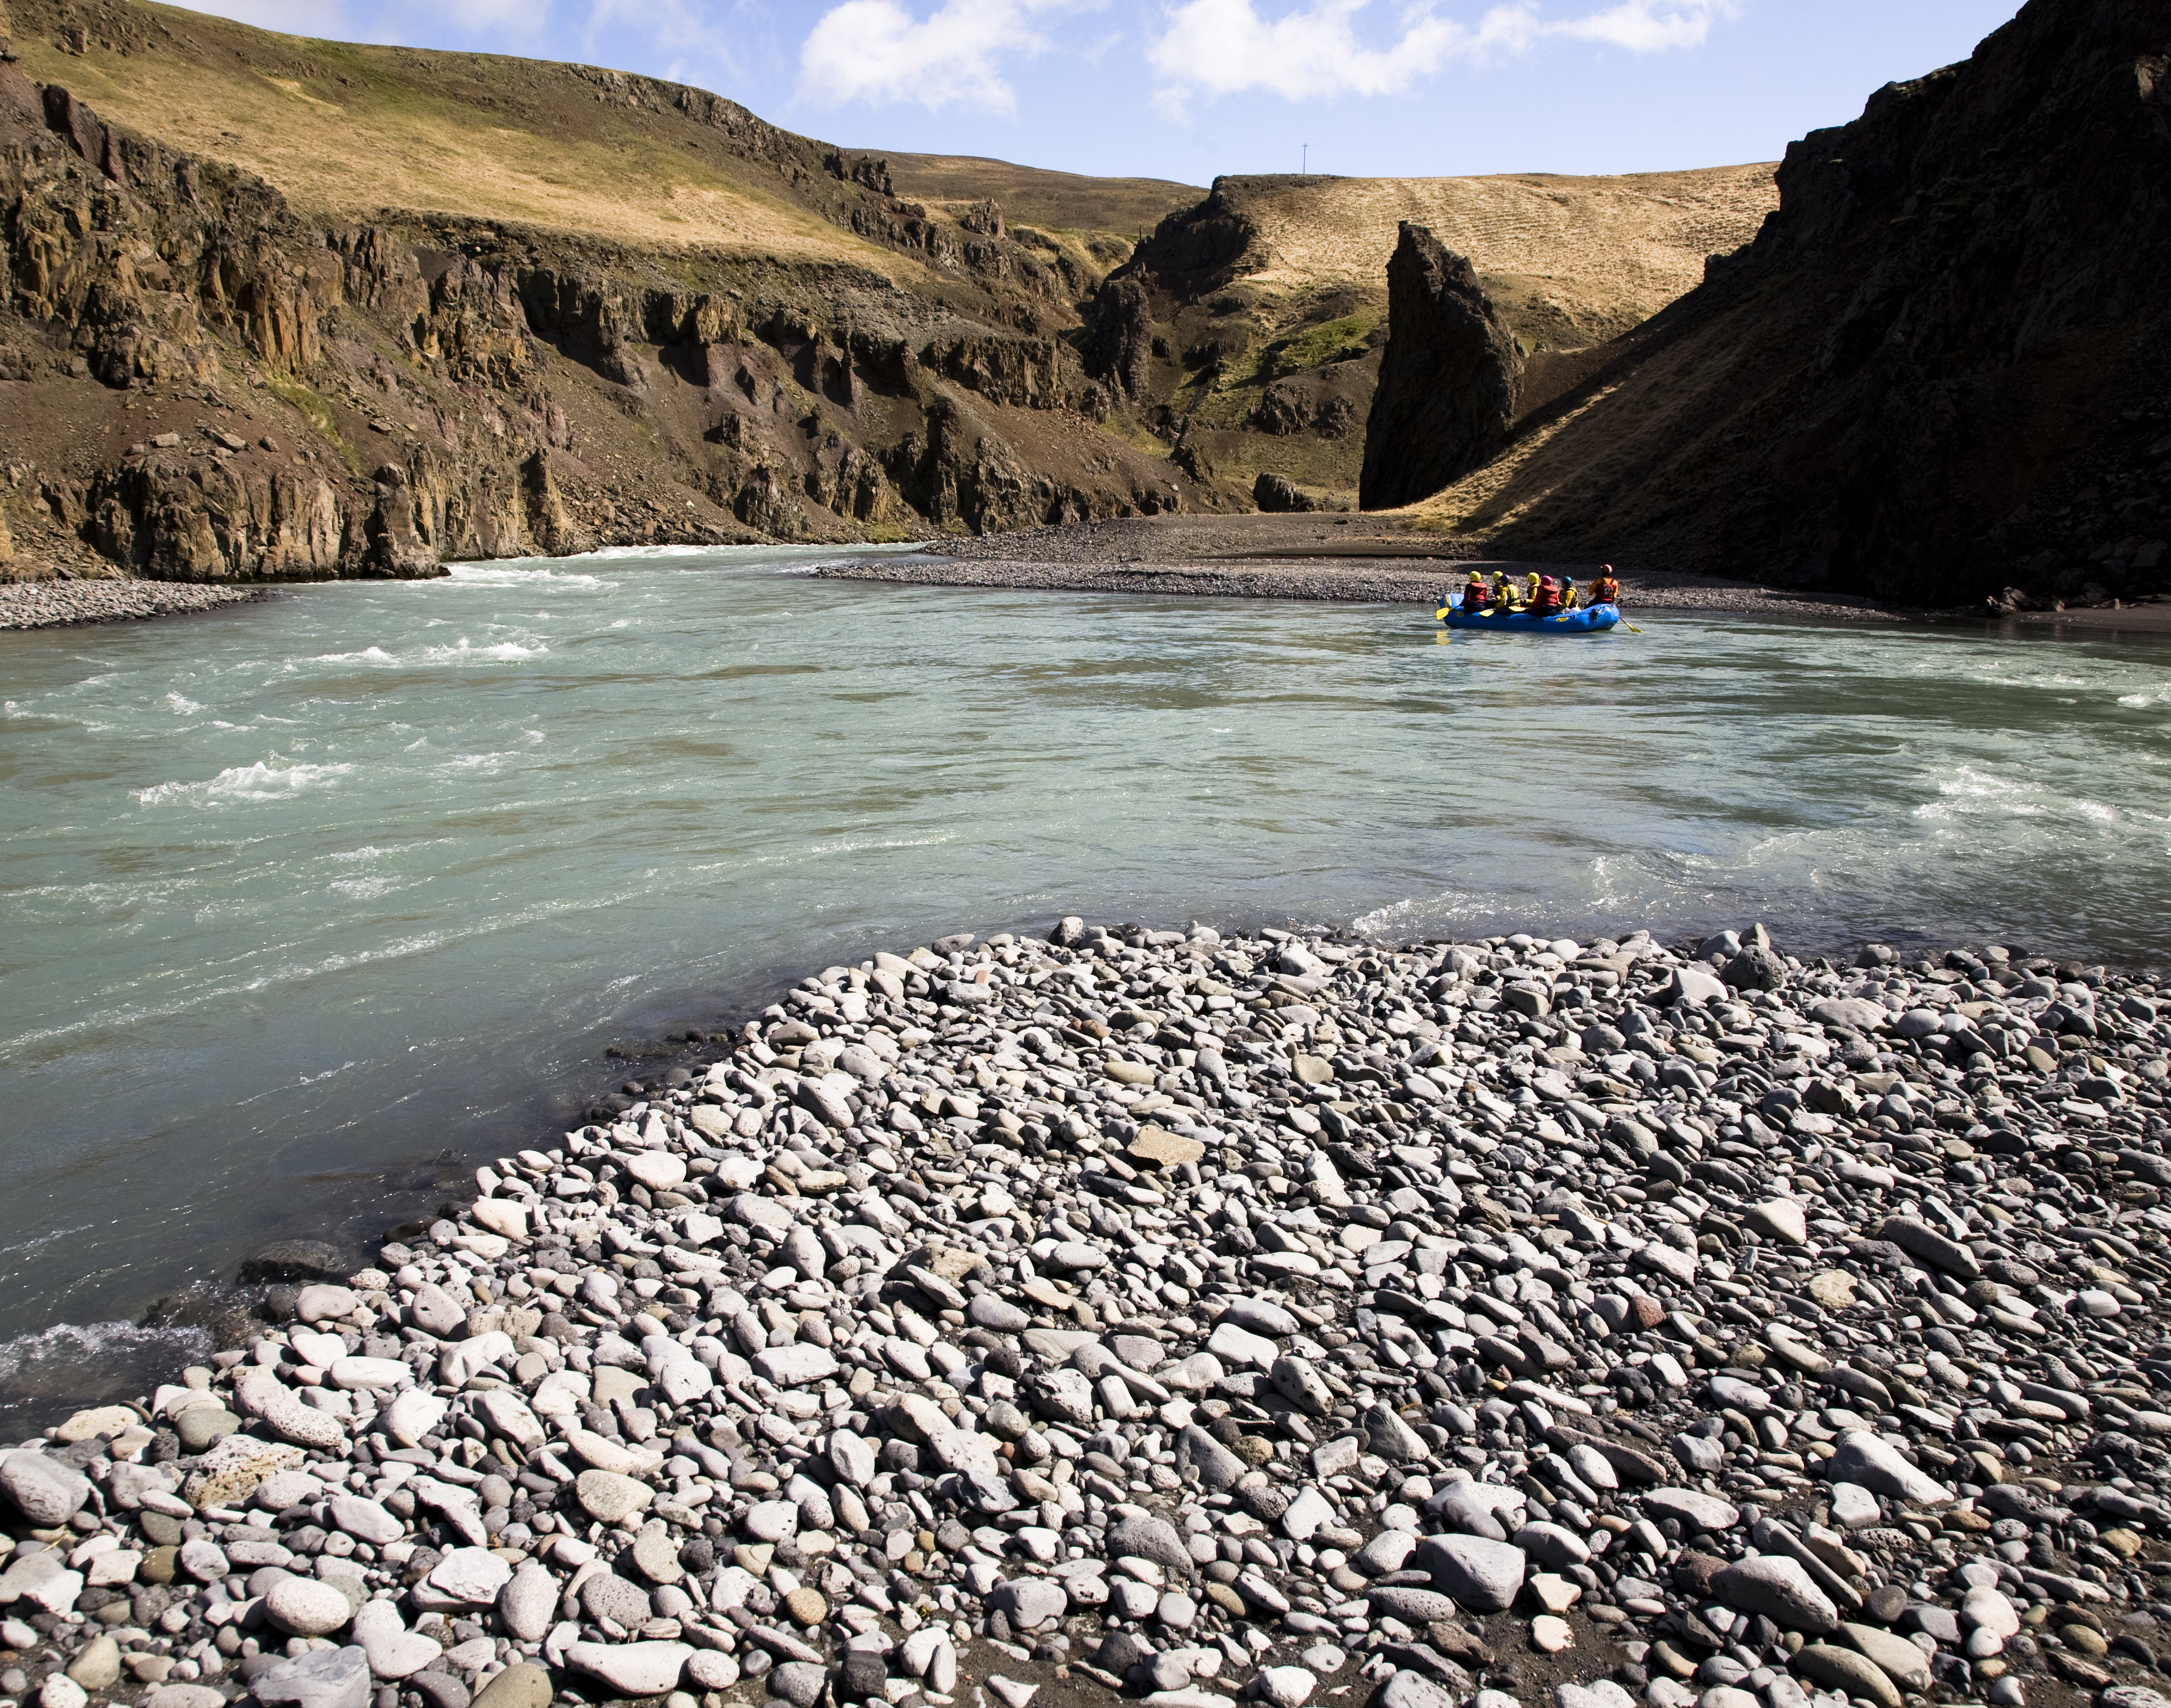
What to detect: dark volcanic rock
<box><xmin>1472</xmin><ymin>0</ymin><xmax>2171</xmax><ymax>606</ymax></box>
<box><xmin>1358</xmin><ymin>222</ymin><xmax>1523</xmax><ymax>510</ymax></box>
<box><xmin>1253</xmin><ymin>472</ymin><xmax>1317</xmax><ymax>513</ymax></box>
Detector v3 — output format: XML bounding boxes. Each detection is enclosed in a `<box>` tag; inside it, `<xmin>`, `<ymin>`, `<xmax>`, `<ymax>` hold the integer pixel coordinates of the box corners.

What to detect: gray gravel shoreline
<box><xmin>0</xmin><ymin>584</ymin><xmax>270</xmax><ymax>632</ymax></box>
<box><xmin>811</xmin><ymin>559</ymin><xmax>1898</xmax><ymax>624</ymax></box>
<box><xmin>3</xmin><ymin>919</ymin><xmax>2169</xmax><ymax>1708</ymax></box>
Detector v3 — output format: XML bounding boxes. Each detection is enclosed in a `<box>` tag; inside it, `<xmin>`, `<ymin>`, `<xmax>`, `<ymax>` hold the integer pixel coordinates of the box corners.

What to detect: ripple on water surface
<box><xmin>1</xmin><ymin>543</ymin><xmax>2169</xmax><ymax>1418</ymax></box>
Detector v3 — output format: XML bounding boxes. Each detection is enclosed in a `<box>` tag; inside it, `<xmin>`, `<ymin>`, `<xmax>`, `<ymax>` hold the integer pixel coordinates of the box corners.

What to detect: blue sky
<box><xmin>183</xmin><ymin>0</ymin><xmax>2027</xmax><ymax>185</ymax></box>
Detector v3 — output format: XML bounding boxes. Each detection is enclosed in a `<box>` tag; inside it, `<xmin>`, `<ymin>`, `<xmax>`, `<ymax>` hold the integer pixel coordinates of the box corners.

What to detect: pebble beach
<box><xmin>0</xmin><ymin>584</ymin><xmax>269</xmax><ymax>631</ymax></box>
<box><xmin>4</xmin><ymin>918</ymin><xmax>2170</xmax><ymax>1708</ymax></box>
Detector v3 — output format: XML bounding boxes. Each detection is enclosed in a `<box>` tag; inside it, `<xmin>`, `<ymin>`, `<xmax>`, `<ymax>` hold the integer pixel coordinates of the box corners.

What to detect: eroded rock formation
<box><xmin>0</xmin><ymin>47</ymin><xmax>1205</xmax><ymax>581</ymax></box>
<box><xmin>1358</xmin><ymin>224</ymin><xmax>1523</xmax><ymax>512</ymax></box>
<box><xmin>1420</xmin><ymin>0</ymin><xmax>2171</xmax><ymax>607</ymax></box>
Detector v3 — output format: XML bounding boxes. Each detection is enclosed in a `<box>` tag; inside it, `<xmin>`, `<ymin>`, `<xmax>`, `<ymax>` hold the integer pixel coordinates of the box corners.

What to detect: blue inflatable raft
<box><xmin>1438</xmin><ymin>598</ymin><xmax>1621</xmax><ymax>633</ymax></box>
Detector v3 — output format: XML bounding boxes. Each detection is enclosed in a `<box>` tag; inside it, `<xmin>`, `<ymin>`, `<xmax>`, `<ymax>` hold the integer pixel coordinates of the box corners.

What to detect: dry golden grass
<box><xmin>11</xmin><ymin>4</ymin><xmax>906</xmax><ymax>270</ymax></box>
<box><xmin>1225</xmin><ymin>164</ymin><xmax>1778</xmax><ymax>347</ymax></box>
<box><xmin>883</xmin><ymin>152</ymin><xmax>1202</xmax><ymax>241</ymax></box>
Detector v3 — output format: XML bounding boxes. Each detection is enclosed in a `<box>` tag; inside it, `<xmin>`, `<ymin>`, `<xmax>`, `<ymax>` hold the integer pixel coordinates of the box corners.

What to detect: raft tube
<box><xmin>1440</xmin><ymin>599</ymin><xmax>1621</xmax><ymax>632</ymax></box>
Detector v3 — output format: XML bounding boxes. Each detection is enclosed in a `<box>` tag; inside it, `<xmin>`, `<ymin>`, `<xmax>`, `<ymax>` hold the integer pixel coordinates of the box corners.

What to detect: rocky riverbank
<box><xmin>814</xmin><ymin>556</ymin><xmax>1893</xmax><ymax>621</ymax></box>
<box><xmin>4</xmin><ymin>919</ymin><xmax>2170</xmax><ymax>1708</ymax></box>
<box><xmin>813</xmin><ymin>516</ymin><xmax>1899</xmax><ymax>621</ymax></box>
<box><xmin>0</xmin><ymin>583</ymin><xmax>270</xmax><ymax>631</ymax></box>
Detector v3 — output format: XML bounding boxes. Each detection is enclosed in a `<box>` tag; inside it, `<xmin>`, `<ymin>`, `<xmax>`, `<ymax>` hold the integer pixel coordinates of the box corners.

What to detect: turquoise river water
<box><xmin>2</xmin><ymin>544</ymin><xmax>2170</xmax><ymax>1424</ymax></box>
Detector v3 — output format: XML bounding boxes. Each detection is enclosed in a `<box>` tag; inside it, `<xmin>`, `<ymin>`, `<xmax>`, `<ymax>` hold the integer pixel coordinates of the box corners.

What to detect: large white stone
<box><xmin>439</xmin><ymin>1331</ymin><xmax>515</xmax><ymax>1387</ymax></box>
<box><xmin>1961</xmin><ymin>1586</ymin><xmax>2021</xmax><ymax>1639</ymax></box>
<box><xmin>379</xmin><ymin>1389</ymin><xmax>448</xmax><ymax>1448</ymax></box>
<box><xmin>295</xmin><ymin>1286</ymin><xmax>360</xmax><ymax>1324</ymax></box>
<box><xmin>1204</xmin><ymin>1322</ymin><xmax>1278</xmax><ymax>1370</ymax></box>
<box><xmin>470</xmin><ymin>1199</ymin><xmax>529</xmax><ymax>1241</ymax></box>
<box><xmin>474</xmin><ymin>1388</ymin><xmax>545</xmax><ymax>1449</ymax></box>
<box><xmin>427</xmin><ymin>1547</ymin><xmax>513</xmax><ymax>1604</ymax></box>
<box><xmin>754</xmin><ymin>1344</ymin><xmax>839</xmax><ymax>1387</ymax></box>
<box><xmin>1828</xmin><ymin>1432</ymin><xmax>1951</xmax><ymax>1505</ymax></box>
<box><xmin>625</xmin><ymin>1152</ymin><xmax>687</xmax><ymax>1193</ymax></box>
<box><xmin>352</xmin><ymin>1602</ymin><xmax>444</xmax><ymax>1681</ymax></box>
<box><xmin>565</xmin><ymin>1642</ymin><xmax>691</xmax><ymax>1697</ymax></box>
<box><xmin>327</xmin><ymin>1495</ymin><xmax>404</xmax><ymax>1546</ymax></box>
<box><xmin>328</xmin><ymin>1357</ymin><xmax>411</xmax><ymax>1392</ymax></box>
<box><xmin>266</xmin><ymin>1575</ymin><xmax>354</xmax><ymax>1638</ymax></box>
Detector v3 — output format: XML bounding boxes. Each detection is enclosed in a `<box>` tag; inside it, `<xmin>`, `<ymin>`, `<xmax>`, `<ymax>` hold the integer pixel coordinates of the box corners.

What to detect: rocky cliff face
<box><xmin>0</xmin><ymin>19</ymin><xmax>1201</xmax><ymax>582</ymax></box>
<box><xmin>1080</xmin><ymin>167</ymin><xmax>1774</xmax><ymax>513</ymax></box>
<box><xmin>1413</xmin><ymin>0</ymin><xmax>2171</xmax><ymax>607</ymax></box>
<box><xmin>1358</xmin><ymin>223</ymin><xmax>1522</xmax><ymax>512</ymax></box>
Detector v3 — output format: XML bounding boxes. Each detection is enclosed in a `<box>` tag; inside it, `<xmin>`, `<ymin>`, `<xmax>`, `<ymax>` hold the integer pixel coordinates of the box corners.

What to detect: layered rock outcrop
<box><xmin>1358</xmin><ymin>224</ymin><xmax>1523</xmax><ymax>511</ymax></box>
<box><xmin>0</xmin><ymin>32</ymin><xmax>1204</xmax><ymax>582</ymax></box>
<box><xmin>1418</xmin><ymin>0</ymin><xmax>2171</xmax><ymax>607</ymax></box>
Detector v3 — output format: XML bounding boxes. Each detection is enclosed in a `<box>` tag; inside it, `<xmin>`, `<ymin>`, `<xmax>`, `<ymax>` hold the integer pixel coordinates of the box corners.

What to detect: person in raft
<box><xmin>1589</xmin><ymin>564</ymin><xmax>1622</xmax><ymax>605</ymax></box>
<box><xmin>1458</xmin><ymin>569</ymin><xmax>1492</xmax><ymax>612</ymax></box>
<box><xmin>1529</xmin><ymin>575</ymin><xmax>1564</xmax><ymax>616</ymax></box>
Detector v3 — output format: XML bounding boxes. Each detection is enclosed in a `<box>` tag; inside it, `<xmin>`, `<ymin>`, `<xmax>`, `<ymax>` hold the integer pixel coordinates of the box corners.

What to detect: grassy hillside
<box><xmin>1093</xmin><ymin>164</ymin><xmax>1779</xmax><ymax>507</ymax></box>
<box><xmin>0</xmin><ymin>0</ymin><xmax>1785</xmax><ymax>580</ymax></box>
<box><xmin>6</xmin><ymin>4</ymin><xmax>890</xmax><ymax>261</ymax></box>
<box><xmin>1229</xmin><ymin>165</ymin><xmax>1779</xmax><ymax>350</ymax></box>
<box><xmin>884</xmin><ymin>152</ymin><xmax>1201</xmax><ymax>248</ymax></box>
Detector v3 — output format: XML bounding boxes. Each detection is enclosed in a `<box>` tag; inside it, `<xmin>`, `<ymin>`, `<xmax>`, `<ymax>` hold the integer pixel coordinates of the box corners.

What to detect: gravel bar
<box><xmin>0</xmin><ymin>583</ymin><xmax>270</xmax><ymax>630</ymax></box>
<box><xmin>4</xmin><ymin>921</ymin><xmax>2170</xmax><ymax>1708</ymax></box>
<box><xmin>813</xmin><ymin>558</ymin><xmax>1898</xmax><ymax>623</ymax></box>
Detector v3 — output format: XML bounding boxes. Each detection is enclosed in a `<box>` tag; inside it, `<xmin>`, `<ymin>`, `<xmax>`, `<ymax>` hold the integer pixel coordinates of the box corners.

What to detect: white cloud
<box><xmin>797</xmin><ymin>0</ymin><xmax>1068</xmax><ymax>112</ymax></box>
<box><xmin>164</xmin><ymin>0</ymin><xmax>355</xmax><ymax>31</ymax></box>
<box><xmin>1148</xmin><ymin>0</ymin><xmax>1733</xmax><ymax>110</ymax></box>
<box><xmin>1551</xmin><ymin>0</ymin><xmax>1729</xmax><ymax>50</ymax></box>
<box><xmin>579</xmin><ymin>0</ymin><xmax>742</xmax><ymax>85</ymax></box>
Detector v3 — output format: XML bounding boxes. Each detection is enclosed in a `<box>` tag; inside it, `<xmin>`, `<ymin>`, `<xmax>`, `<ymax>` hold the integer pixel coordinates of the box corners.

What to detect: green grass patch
<box><xmin>1255</xmin><ymin>313</ymin><xmax>1375</xmax><ymax>383</ymax></box>
<box><xmin>264</xmin><ymin>374</ymin><xmax>359</xmax><ymax>473</ymax></box>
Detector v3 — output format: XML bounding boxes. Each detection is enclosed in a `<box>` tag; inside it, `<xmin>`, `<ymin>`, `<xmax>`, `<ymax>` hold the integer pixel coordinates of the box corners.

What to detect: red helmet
<box><xmin>1540</xmin><ymin>576</ymin><xmax>1557</xmax><ymax>589</ymax></box>
<box><xmin>1600</xmin><ymin>564</ymin><xmax>1614</xmax><ymax>573</ymax></box>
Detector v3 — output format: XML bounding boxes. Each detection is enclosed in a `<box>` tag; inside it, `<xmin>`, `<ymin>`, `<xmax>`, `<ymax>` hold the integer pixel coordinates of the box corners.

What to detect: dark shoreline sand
<box><xmin>814</xmin><ymin>552</ymin><xmax>1897</xmax><ymax>623</ymax></box>
<box><xmin>812</xmin><ymin>515</ymin><xmax>1895</xmax><ymax>621</ymax></box>
<box><xmin>812</xmin><ymin>515</ymin><xmax>2171</xmax><ymax>633</ymax></box>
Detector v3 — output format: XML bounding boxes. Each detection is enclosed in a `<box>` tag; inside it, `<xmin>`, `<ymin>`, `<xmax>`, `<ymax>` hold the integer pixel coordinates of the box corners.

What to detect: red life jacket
<box><xmin>1591</xmin><ymin>577</ymin><xmax>1620</xmax><ymax>605</ymax></box>
<box><xmin>1461</xmin><ymin>581</ymin><xmax>1489</xmax><ymax>608</ymax></box>
<box><xmin>1530</xmin><ymin>578</ymin><xmax>1561</xmax><ymax>614</ymax></box>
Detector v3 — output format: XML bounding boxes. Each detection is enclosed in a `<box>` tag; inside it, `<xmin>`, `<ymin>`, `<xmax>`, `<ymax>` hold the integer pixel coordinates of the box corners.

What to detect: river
<box><xmin>2</xmin><ymin>544</ymin><xmax>2168</xmax><ymax>1427</ymax></box>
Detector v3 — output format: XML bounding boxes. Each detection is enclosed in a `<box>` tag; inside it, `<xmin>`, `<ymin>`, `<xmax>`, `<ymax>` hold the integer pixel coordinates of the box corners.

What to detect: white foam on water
<box><xmin>417</xmin><ymin>637</ymin><xmax>548</xmax><ymax>663</ymax></box>
<box><xmin>165</xmin><ymin>691</ymin><xmax>204</xmax><ymax>715</ymax></box>
<box><xmin>444</xmin><ymin>564</ymin><xmax>613</xmax><ymax>589</ymax></box>
<box><xmin>313</xmin><ymin>645</ymin><xmax>399</xmax><ymax>666</ymax></box>
<box><xmin>134</xmin><ymin>758</ymin><xmax>355</xmax><ymax>807</ymax></box>
<box><xmin>804</xmin><ymin>834</ymin><xmax>952</xmax><ymax>857</ymax></box>
<box><xmin>328</xmin><ymin>875</ymin><xmax>397</xmax><ymax>899</ymax></box>
<box><xmin>0</xmin><ymin>1321</ymin><xmax>214</xmax><ymax>1421</ymax></box>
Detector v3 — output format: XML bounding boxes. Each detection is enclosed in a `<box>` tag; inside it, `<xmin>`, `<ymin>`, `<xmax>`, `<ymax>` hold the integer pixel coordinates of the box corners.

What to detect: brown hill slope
<box><xmin>1083</xmin><ymin>165</ymin><xmax>1778</xmax><ymax>506</ymax></box>
<box><xmin>0</xmin><ymin>0</ymin><xmax>1777</xmax><ymax>585</ymax></box>
<box><xmin>0</xmin><ymin>0</ymin><xmax>1210</xmax><ymax>581</ymax></box>
<box><xmin>1401</xmin><ymin>0</ymin><xmax>2171</xmax><ymax>608</ymax></box>
<box><xmin>882</xmin><ymin>152</ymin><xmax>1201</xmax><ymax>244</ymax></box>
